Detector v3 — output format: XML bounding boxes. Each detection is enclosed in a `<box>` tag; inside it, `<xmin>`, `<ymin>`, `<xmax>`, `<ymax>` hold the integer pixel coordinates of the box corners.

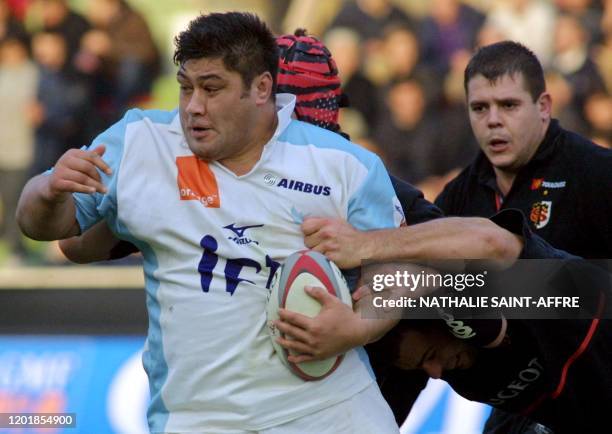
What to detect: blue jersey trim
<box><xmin>140</xmin><ymin>244</ymin><xmax>169</xmax><ymax>433</ymax></box>
<box><xmin>107</xmin><ymin>215</ymin><xmax>170</xmax><ymax>431</ymax></box>
<box><xmin>347</xmin><ymin>160</ymin><xmax>397</xmax><ymax>230</ymax></box>
<box><xmin>278</xmin><ymin>120</ymin><xmax>378</xmax><ymax>167</ymax></box>
<box><xmin>356</xmin><ymin>347</ymin><xmax>376</xmax><ymax>380</ymax></box>
<box><xmin>73</xmin><ymin>108</ymin><xmax>175</xmax><ymax>431</ymax></box>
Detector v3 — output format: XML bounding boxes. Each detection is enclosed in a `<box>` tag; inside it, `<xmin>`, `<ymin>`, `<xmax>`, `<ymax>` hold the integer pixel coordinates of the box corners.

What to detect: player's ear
<box><xmin>537</xmin><ymin>92</ymin><xmax>552</xmax><ymax>123</ymax></box>
<box><xmin>252</xmin><ymin>71</ymin><xmax>274</xmax><ymax>105</ymax></box>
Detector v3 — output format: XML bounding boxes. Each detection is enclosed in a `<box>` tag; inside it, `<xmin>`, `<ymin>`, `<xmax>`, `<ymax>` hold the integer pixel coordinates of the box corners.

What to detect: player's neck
<box><xmin>494</xmin><ymin>170</ymin><xmax>516</xmax><ymax>197</ymax></box>
<box><xmin>220</xmin><ymin>109</ymin><xmax>278</xmax><ymax>176</ymax></box>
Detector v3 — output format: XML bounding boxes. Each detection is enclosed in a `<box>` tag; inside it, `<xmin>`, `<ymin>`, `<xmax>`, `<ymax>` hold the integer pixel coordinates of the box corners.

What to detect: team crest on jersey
<box><xmin>224</xmin><ymin>223</ymin><xmax>263</xmax><ymax>245</ymax></box>
<box><xmin>530</xmin><ymin>201</ymin><xmax>552</xmax><ymax>229</ymax></box>
<box><xmin>176</xmin><ymin>156</ymin><xmax>220</xmax><ymax>207</ymax></box>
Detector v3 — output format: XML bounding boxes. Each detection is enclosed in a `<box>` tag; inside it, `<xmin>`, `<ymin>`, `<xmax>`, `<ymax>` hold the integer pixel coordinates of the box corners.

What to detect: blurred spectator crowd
<box><xmin>0</xmin><ymin>0</ymin><xmax>611</xmax><ymax>265</ymax></box>
<box><xmin>323</xmin><ymin>0</ymin><xmax>612</xmax><ymax>199</ymax></box>
<box><xmin>0</xmin><ymin>0</ymin><xmax>159</xmax><ymax>264</ymax></box>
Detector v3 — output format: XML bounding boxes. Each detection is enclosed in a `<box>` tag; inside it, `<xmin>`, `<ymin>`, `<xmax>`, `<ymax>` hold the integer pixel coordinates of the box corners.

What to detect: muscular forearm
<box><xmin>362</xmin><ymin>217</ymin><xmax>522</xmax><ymax>263</ymax></box>
<box><xmin>354</xmin><ymin>263</ymin><xmax>443</xmax><ymax>342</ymax></box>
<box><xmin>16</xmin><ymin>174</ymin><xmax>80</xmax><ymax>241</ymax></box>
<box><xmin>358</xmin><ymin>315</ymin><xmax>399</xmax><ymax>345</ymax></box>
<box><xmin>59</xmin><ymin>221</ymin><xmax>120</xmax><ymax>263</ymax></box>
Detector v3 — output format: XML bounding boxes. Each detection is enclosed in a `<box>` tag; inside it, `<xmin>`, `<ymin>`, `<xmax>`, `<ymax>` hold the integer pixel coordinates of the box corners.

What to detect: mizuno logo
<box><xmin>223</xmin><ymin>223</ymin><xmax>263</xmax><ymax>245</ymax></box>
<box><xmin>276</xmin><ymin>178</ymin><xmax>331</xmax><ymax>196</ymax></box>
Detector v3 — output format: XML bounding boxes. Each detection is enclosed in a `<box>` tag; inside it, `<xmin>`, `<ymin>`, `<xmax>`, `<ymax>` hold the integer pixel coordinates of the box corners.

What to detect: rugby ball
<box><xmin>267</xmin><ymin>250</ymin><xmax>352</xmax><ymax>380</ymax></box>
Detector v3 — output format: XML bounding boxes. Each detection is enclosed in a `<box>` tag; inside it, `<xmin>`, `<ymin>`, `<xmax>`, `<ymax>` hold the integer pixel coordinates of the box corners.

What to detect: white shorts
<box><xmin>260</xmin><ymin>382</ymin><xmax>399</xmax><ymax>434</ymax></box>
<box><xmin>164</xmin><ymin>383</ymin><xmax>399</xmax><ymax>434</ymax></box>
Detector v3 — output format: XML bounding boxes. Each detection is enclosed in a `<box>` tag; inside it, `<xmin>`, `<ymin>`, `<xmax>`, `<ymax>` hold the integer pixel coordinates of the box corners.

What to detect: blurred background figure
<box><xmin>329</xmin><ymin>0</ymin><xmax>415</xmax><ymax>84</ymax></box>
<box><xmin>372</xmin><ymin>77</ymin><xmax>438</xmax><ymax>185</ymax></box>
<box><xmin>486</xmin><ymin>0</ymin><xmax>557</xmax><ymax>66</ymax></box>
<box><xmin>476</xmin><ymin>23</ymin><xmax>506</xmax><ymax>47</ymax></box>
<box><xmin>28</xmin><ymin>31</ymin><xmax>90</xmax><ymax>176</ymax></box>
<box><xmin>552</xmin><ymin>13</ymin><xmax>607</xmax><ymax>123</ymax></box>
<box><xmin>593</xmin><ymin>0</ymin><xmax>612</xmax><ymax>103</ymax></box>
<box><xmin>0</xmin><ymin>36</ymin><xmax>37</xmax><ymax>263</ymax></box>
<box><xmin>324</xmin><ymin>26</ymin><xmax>378</xmax><ymax>140</ymax></box>
<box><xmin>380</xmin><ymin>23</ymin><xmax>438</xmax><ymax>95</ymax></box>
<box><xmin>86</xmin><ymin>0</ymin><xmax>159</xmax><ymax>116</ymax></box>
<box><xmin>33</xmin><ymin>0</ymin><xmax>90</xmax><ymax>67</ymax></box>
<box><xmin>584</xmin><ymin>92</ymin><xmax>612</xmax><ymax>148</ymax></box>
<box><xmin>545</xmin><ymin>68</ymin><xmax>588</xmax><ymax>134</ymax></box>
<box><xmin>554</xmin><ymin>0</ymin><xmax>604</xmax><ymax>46</ymax></box>
<box><xmin>419</xmin><ymin>0</ymin><xmax>485</xmax><ymax>77</ymax></box>
<box><xmin>329</xmin><ymin>0</ymin><xmax>415</xmax><ymax>48</ymax></box>
<box><xmin>0</xmin><ymin>0</ymin><xmax>28</xmax><ymax>44</ymax></box>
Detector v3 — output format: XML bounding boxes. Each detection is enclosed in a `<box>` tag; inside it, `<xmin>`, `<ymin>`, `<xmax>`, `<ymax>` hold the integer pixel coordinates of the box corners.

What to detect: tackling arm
<box><xmin>303</xmin><ymin>216</ymin><xmax>524</xmax><ymax>269</ymax></box>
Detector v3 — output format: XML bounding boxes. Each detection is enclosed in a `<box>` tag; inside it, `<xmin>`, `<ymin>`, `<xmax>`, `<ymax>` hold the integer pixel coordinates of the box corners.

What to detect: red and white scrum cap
<box><xmin>276</xmin><ymin>30</ymin><xmax>348</xmax><ymax>135</ymax></box>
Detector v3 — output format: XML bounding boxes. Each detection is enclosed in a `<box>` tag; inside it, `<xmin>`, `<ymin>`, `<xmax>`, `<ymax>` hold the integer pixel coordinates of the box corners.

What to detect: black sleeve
<box><xmin>489</xmin><ymin>209</ymin><xmax>576</xmax><ymax>260</ymax></box>
<box><xmin>437</xmin><ymin>209</ymin><xmax>577</xmax><ymax>347</ymax></box>
<box><xmin>390</xmin><ymin>175</ymin><xmax>444</xmax><ymax>224</ymax></box>
<box><xmin>109</xmin><ymin>240</ymin><xmax>140</xmax><ymax>260</ymax></box>
<box><xmin>365</xmin><ymin>327</ymin><xmax>429</xmax><ymax>425</ymax></box>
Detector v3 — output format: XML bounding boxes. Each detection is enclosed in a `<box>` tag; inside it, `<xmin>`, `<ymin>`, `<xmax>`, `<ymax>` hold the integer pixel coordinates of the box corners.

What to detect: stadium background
<box><xmin>1</xmin><ymin>0</ymin><xmax>610</xmax><ymax>432</ymax></box>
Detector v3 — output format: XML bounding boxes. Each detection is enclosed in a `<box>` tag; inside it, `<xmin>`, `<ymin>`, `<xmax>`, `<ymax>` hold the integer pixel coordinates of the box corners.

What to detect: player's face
<box><xmin>394</xmin><ymin>326</ymin><xmax>477</xmax><ymax>379</ymax></box>
<box><xmin>177</xmin><ymin>57</ymin><xmax>270</xmax><ymax>164</ymax></box>
<box><xmin>467</xmin><ymin>73</ymin><xmax>551</xmax><ymax>174</ymax></box>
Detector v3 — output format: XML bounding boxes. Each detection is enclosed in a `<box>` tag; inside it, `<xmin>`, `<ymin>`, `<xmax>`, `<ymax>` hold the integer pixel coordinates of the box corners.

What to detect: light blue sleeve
<box><xmin>347</xmin><ymin>157</ymin><xmax>400</xmax><ymax>231</ymax></box>
<box><xmin>277</xmin><ymin>120</ymin><xmax>401</xmax><ymax>231</ymax></box>
<box><xmin>72</xmin><ymin>110</ymin><xmax>133</xmax><ymax>232</ymax></box>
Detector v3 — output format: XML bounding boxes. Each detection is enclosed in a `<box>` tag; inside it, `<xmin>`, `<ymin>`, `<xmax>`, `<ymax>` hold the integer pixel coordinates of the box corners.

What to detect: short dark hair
<box><xmin>173</xmin><ymin>12</ymin><xmax>278</xmax><ymax>91</ymax></box>
<box><xmin>464</xmin><ymin>41</ymin><xmax>545</xmax><ymax>101</ymax></box>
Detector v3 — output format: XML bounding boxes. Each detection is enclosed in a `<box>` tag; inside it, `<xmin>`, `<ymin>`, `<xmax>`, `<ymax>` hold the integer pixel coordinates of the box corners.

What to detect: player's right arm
<box><xmin>59</xmin><ymin>221</ymin><xmax>122</xmax><ymax>263</ymax></box>
<box><xmin>16</xmin><ymin>146</ymin><xmax>111</xmax><ymax>241</ymax></box>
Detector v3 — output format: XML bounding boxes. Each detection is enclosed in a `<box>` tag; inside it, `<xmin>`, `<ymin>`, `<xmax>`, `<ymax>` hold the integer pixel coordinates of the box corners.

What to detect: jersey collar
<box><xmin>272</xmin><ymin>93</ymin><xmax>297</xmax><ymax>140</ymax></box>
<box><xmin>169</xmin><ymin>109</ymin><xmax>183</xmax><ymax>136</ymax></box>
<box><xmin>208</xmin><ymin>93</ymin><xmax>297</xmax><ymax>178</ymax></box>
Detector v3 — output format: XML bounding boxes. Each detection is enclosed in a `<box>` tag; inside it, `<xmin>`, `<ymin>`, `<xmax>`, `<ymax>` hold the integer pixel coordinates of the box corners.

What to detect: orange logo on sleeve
<box><xmin>176</xmin><ymin>156</ymin><xmax>220</xmax><ymax>207</ymax></box>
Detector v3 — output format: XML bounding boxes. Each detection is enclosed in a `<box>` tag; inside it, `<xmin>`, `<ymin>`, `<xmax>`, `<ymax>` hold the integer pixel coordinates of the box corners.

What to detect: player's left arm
<box><xmin>59</xmin><ymin>221</ymin><xmax>139</xmax><ymax>263</ymax></box>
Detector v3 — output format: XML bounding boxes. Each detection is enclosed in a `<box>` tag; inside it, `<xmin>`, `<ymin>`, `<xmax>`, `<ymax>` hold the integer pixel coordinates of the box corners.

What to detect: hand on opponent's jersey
<box><xmin>44</xmin><ymin>145</ymin><xmax>112</xmax><ymax>201</ymax></box>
